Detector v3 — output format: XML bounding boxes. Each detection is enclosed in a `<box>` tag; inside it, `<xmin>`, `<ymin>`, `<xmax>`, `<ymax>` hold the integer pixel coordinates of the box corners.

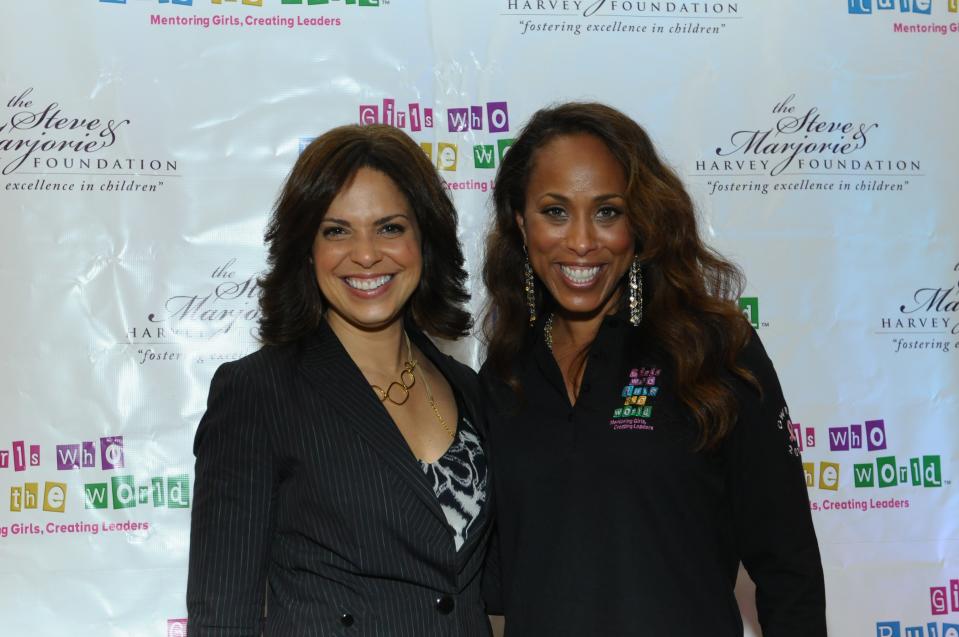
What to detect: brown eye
<box><xmin>379</xmin><ymin>223</ymin><xmax>406</xmax><ymax>236</ymax></box>
<box><xmin>596</xmin><ymin>206</ymin><xmax>622</xmax><ymax>220</ymax></box>
<box><xmin>322</xmin><ymin>226</ymin><xmax>347</xmax><ymax>239</ymax></box>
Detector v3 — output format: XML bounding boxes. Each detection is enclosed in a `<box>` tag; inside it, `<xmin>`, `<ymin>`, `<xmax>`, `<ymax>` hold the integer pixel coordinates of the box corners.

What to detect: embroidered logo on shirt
<box><xmin>777</xmin><ymin>405</ymin><xmax>802</xmax><ymax>458</ymax></box>
<box><xmin>610</xmin><ymin>367</ymin><xmax>660</xmax><ymax>430</ymax></box>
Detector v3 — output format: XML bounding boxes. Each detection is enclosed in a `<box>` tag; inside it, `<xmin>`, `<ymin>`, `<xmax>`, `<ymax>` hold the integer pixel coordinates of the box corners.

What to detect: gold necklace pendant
<box><xmin>371</xmin><ymin>333</ymin><xmax>418</xmax><ymax>406</ymax></box>
<box><xmin>374</xmin><ymin>361</ymin><xmax>416</xmax><ymax>405</ymax></box>
<box><xmin>370</xmin><ymin>332</ymin><xmax>454</xmax><ymax>439</ymax></box>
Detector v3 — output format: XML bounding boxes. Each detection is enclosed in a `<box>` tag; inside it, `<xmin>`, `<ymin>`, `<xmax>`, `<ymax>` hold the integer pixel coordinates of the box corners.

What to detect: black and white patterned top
<box><xmin>419</xmin><ymin>416</ymin><xmax>488</xmax><ymax>551</ymax></box>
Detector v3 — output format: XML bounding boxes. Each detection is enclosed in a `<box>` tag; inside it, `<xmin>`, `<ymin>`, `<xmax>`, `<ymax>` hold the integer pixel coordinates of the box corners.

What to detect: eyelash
<box><xmin>322</xmin><ymin>226</ymin><xmax>346</xmax><ymax>238</ymax></box>
<box><xmin>540</xmin><ymin>206</ymin><xmax>623</xmax><ymax>220</ymax></box>
<box><xmin>380</xmin><ymin>223</ymin><xmax>406</xmax><ymax>235</ymax></box>
<box><xmin>320</xmin><ymin>223</ymin><xmax>406</xmax><ymax>239</ymax></box>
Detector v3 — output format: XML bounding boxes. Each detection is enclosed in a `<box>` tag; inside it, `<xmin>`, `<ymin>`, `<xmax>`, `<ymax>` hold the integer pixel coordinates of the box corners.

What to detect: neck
<box><xmin>326</xmin><ymin>311</ymin><xmax>409</xmax><ymax>375</ymax></box>
<box><xmin>551</xmin><ymin>291</ymin><xmax>622</xmax><ymax>353</ymax></box>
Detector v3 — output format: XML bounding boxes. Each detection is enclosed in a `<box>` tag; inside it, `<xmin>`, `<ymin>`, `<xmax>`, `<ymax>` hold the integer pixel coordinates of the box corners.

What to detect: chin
<box><xmin>338</xmin><ymin>307</ymin><xmax>404</xmax><ymax>331</ymax></box>
<box><xmin>551</xmin><ymin>288</ymin><xmax>618</xmax><ymax>317</ymax></box>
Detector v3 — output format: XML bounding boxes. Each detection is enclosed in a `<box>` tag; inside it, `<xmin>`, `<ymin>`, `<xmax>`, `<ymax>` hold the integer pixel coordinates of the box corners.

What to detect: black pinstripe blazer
<box><xmin>186</xmin><ymin>320</ymin><xmax>493</xmax><ymax>637</ymax></box>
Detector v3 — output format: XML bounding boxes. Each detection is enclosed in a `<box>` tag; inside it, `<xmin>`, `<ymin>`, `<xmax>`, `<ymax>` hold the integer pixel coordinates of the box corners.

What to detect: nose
<box><xmin>350</xmin><ymin>232</ymin><xmax>382</xmax><ymax>268</ymax></box>
<box><xmin>566</xmin><ymin>214</ymin><xmax>598</xmax><ymax>256</ymax></box>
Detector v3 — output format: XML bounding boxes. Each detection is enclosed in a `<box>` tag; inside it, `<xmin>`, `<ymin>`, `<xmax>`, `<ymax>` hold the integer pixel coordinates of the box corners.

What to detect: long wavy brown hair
<box><xmin>483</xmin><ymin>102</ymin><xmax>756</xmax><ymax>449</ymax></box>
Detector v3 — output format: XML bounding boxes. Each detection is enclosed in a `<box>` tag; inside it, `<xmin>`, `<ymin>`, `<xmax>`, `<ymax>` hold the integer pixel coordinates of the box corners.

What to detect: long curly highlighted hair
<box><xmin>483</xmin><ymin>102</ymin><xmax>756</xmax><ymax>449</ymax></box>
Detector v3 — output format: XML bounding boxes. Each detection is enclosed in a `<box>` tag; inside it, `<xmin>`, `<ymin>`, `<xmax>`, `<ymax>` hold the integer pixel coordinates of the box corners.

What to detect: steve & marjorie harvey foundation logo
<box><xmin>690</xmin><ymin>93</ymin><xmax>922</xmax><ymax>197</ymax></box>
<box><xmin>0</xmin><ymin>87</ymin><xmax>177</xmax><ymax>194</ymax></box>
<box><xmin>875</xmin><ymin>261</ymin><xmax>959</xmax><ymax>354</ymax></box>
<box><xmin>501</xmin><ymin>1</ymin><xmax>741</xmax><ymax>37</ymax></box>
<box><xmin>123</xmin><ymin>258</ymin><xmax>262</xmax><ymax>366</ymax></box>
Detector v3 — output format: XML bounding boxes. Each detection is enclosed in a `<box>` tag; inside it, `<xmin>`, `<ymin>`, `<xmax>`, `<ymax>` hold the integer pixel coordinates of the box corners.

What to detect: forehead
<box><xmin>323</xmin><ymin>166</ymin><xmax>412</xmax><ymax>222</ymax></box>
<box><xmin>526</xmin><ymin>134</ymin><xmax>626</xmax><ymax>195</ymax></box>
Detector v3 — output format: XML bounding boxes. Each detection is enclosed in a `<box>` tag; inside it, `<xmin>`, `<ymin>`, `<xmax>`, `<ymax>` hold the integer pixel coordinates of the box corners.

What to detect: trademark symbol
<box><xmin>761</xmin><ymin>322</ymin><xmax>770</xmax><ymax>328</ymax></box>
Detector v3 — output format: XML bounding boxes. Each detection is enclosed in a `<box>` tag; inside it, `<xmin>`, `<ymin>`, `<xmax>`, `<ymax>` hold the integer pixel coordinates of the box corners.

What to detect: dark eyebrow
<box><xmin>374</xmin><ymin>213</ymin><xmax>410</xmax><ymax>225</ymax></box>
<box><xmin>320</xmin><ymin>213</ymin><xmax>410</xmax><ymax>228</ymax></box>
<box><xmin>540</xmin><ymin>192</ymin><xmax>625</xmax><ymax>203</ymax></box>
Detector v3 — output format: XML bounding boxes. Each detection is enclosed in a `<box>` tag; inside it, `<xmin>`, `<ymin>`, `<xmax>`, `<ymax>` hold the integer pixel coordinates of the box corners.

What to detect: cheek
<box><xmin>388</xmin><ymin>236</ymin><xmax>423</xmax><ymax>270</ymax></box>
<box><xmin>598</xmin><ymin>222</ymin><xmax>635</xmax><ymax>255</ymax></box>
<box><xmin>523</xmin><ymin>218</ymin><xmax>564</xmax><ymax>254</ymax></box>
<box><xmin>311</xmin><ymin>244</ymin><xmax>342</xmax><ymax>279</ymax></box>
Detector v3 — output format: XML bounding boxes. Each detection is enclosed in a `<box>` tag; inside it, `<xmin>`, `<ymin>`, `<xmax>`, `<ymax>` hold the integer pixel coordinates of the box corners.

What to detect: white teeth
<box><xmin>345</xmin><ymin>275</ymin><xmax>392</xmax><ymax>291</ymax></box>
<box><xmin>560</xmin><ymin>265</ymin><xmax>601</xmax><ymax>283</ymax></box>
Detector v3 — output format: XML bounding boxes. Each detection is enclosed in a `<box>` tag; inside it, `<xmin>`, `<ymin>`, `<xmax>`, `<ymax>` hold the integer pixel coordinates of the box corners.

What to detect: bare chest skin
<box><xmin>552</xmin><ymin>345</ymin><xmax>588</xmax><ymax>407</ymax></box>
<box><xmin>369</xmin><ymin>349</ymin><xmax>458</xmax><ymax>463</ymax></box>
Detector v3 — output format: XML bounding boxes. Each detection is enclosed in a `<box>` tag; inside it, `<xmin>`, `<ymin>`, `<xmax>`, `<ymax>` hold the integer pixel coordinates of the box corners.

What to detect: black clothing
<box><xmin>188</xmin><ymin>320</ymin><xmax>493</xmax><ymax>637</ymax></box>
<box><xmin>481</xmin><ymin>314</ymin><xmax>826</xmax><ymax>637</ymax></box>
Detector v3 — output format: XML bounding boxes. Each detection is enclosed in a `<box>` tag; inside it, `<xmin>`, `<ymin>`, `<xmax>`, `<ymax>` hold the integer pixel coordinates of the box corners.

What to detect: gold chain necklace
<box><xmin>370</xmin><ymin>332</ymin><xmax>417</xmax><ymax>405</ymax></box>
<box><xmin>370</xmin><ymin>332</ymin><xmax>454</xmax><ymax>439</ymax></box>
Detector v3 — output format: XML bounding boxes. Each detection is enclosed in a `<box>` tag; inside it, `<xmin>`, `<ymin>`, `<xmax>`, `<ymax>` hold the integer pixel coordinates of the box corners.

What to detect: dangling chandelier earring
<box><xmin>524</xmin><ymin>248</ymin><xmax>537</xmax><ymax>327</ymax></box>
<box><xmin>628</xmin><ymin>257</ymin><xmax>643</xmax><ymax>327</ymax></box>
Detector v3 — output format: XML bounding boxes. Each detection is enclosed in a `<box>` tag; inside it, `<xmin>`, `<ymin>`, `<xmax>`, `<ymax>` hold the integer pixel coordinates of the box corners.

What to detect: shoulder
<box><xmin>478</xmin><ymin>359</ymin><xmax>519</xmax><ymax>419</ymax></box>
<box><xmin>208</xmin><ymin>341</ymin><xmax>301</xmax><ymax>394</ymax></box>
<box><xmin>478</xmin><ymin>359</ymin><xmax>506</xmax><ymax>395</ymax></box>
<box><xmin>728</xmin><ymin>329</ymin><xmax>801</xmax><ymax>458</ymax></box>
<box><xmin>732</xmin><ymin>327</ymin><xmax>780</xmax><ymax>396</ymax></box>
<box><xmin>440</xmin><ymin>349</ymin><xmax>481</xmax><ymax>400</ymax></box>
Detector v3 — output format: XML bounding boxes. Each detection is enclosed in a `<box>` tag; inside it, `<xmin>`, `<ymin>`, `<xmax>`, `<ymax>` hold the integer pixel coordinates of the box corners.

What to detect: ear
<box><xmin>514</xmin><ymin>211</ymin><xmax>527</xmax><ymax>247</ymax></box>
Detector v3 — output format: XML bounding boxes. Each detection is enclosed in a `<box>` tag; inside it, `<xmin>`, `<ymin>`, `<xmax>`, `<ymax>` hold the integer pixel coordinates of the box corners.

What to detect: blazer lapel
<box><xmin>410</xmin><ymin>331</ymin><xmax>494</xmax><ymax>561</ymax></box>
<box><xmin>297</xmin><ymin>321</ymin><xmax>451</xmax><ymax>532</ymax></box>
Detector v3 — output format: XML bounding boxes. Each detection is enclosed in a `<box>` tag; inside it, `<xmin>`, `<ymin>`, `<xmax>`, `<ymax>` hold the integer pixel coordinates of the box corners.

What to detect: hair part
<box><xmin>483</xmin><ymin>102</ymin><xmax>756</xmax><ymax>449</ymax></box>
<box><xmin>258</xmin><ymin>124</ymin><xmax>471</xmax><ymax>345</ymax></box>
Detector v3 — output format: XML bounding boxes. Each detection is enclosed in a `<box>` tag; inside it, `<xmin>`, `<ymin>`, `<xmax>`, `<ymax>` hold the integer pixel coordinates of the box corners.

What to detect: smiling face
<box><xmin>518</xmin><ymin>133</ymin><xmax>635</xmax><ymax>319</ymax></box>
<box><xmin>313</xmin><ymin>166</ymin><xmax>422</xmax><ymax>332</ymax></box>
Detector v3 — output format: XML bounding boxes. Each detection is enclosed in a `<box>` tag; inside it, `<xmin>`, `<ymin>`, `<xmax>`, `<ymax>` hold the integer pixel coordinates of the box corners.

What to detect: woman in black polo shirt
<box><xmin>480</xmin><ymin>102</ymin><xmax>827</xmax><ymax>636</ymax></box>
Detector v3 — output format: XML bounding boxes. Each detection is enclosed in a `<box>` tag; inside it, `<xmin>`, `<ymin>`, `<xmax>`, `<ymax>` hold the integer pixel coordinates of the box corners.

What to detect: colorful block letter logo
<box><xmin>100</xmin><ymin>436</ymin><xmax>125</xmax><ymax>469</ymax></box>
<box><xmin>42</xmin><ymin>482</ymin><xmax>67</xmax><ymax>513</ymax></box>
<box><xmin>865</xmin><ymin>419</ymin><xmax>887</xmax><ymax>451</ymax></box>
<box><xmin>739</xmin><ymin>297</ymin><xmax>759</xmax><ymax>329</ymax></box>
<box><xmin>168</xmin><ymin>619</ymin><xmax>188</xmax><ymax>637</ymax></box>
<box><xmin>473</xmin><ymin>145</ymin><xmax>495</xmax><ymax>169</ymax></box>
<box><xmin>819</xmin><ymin>462</ymin><xmax>840</xmax><ymax>491</ymax></box>
<box><xmin>437</xmin><ymin>143</ymin><xmax>458</xmax><ymax>171</ymax></box>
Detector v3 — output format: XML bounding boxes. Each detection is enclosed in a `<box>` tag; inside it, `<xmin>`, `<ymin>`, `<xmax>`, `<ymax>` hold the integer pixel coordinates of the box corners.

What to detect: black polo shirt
<box><xmin>481</xmin><ymin>313</ymin><xmax>826</xmax><ymax>636</ymax></box>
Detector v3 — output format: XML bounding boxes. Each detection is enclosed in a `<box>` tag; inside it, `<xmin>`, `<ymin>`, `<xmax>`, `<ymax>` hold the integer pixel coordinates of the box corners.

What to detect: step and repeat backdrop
<box><xmin>1</xmin><ymin>1</ymin><xmax>957</xmax><ymax>635</ymax></box>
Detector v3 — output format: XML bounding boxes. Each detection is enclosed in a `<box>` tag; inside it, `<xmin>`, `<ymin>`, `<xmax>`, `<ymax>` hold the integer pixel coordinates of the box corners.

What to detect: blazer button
<box><xmin>435</xmin><ymin>595</ymin><xmax>454</xmax><ymax>614</ymax></box>
<box><xmin>339</xmin><ymin>613</ymin><xmax>354</xmax><ymax>627</ymax></box>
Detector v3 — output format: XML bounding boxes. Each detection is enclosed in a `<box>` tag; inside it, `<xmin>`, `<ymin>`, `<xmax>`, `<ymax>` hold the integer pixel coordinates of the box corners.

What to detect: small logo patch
<box><xmin>777</xmin><ymin>406</ymin><xmax>802</xmax><ymax>458</ymax></box>
<box><xmin>610</xmin><ymin>367</ymin><xmax>660</xmax><ymax>430</ymax></box>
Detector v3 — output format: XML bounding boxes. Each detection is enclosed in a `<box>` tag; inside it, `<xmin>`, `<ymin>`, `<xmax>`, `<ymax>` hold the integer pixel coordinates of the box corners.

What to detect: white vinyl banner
<box><xmin>1</xmin><ymin>1</ymin><xmax>957</xmax><ymax>635</ymax></box>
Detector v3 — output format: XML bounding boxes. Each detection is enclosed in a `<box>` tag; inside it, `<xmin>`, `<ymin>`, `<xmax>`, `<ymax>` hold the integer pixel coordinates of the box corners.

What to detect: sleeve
<box><xmin>478</xmin><ymin>363</ymin><xmax>505</xmax><ymax>616</ymax></box>
<box><xmin>728</xmin><ymin>334</ymin><xmax>828</xmax><ymax>637</ymax></box>
<box><xmin>187</xmin><ymin>361</ymin><xmax>276</xmax><ymax>637</ymax></box>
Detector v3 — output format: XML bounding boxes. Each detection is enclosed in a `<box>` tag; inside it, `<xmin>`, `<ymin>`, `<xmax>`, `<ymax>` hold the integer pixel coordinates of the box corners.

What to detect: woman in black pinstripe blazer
<box><xmin>187</xmin><ymin>124</ymin><xmax>493</xmax><ymax>636</ymax></box>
